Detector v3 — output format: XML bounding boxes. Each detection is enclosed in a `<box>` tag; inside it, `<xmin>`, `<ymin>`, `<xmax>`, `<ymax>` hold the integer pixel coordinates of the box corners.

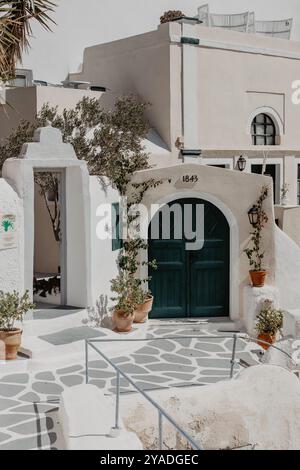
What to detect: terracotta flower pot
<box><xmin>113</xmin><ymin>310</ymin><xmax>134</xmax><ymax>333</ymax></box>
<box><xmin>0</xmin><ymin>329</ymin><xmax>22</xmax><ymax>360</ymax></box>
<box><xmin>249</xmin><ymin>270</ymin><xmax>267</xmax><ymax>288</ymax></box>
<box><xmin>134</xmin><ymin>296</ymin><xmax>154</xmax><ymax>324</ymax></box>
<box><xmin>257</xmin><ymin>332</ymin><xmax>276</xmax><ymax>350</ymax></box>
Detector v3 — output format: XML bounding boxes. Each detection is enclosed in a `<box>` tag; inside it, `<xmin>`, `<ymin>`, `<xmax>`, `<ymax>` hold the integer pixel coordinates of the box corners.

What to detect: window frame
<box><xmin>251</xmin><ymin>113</ymin><xmax>276</xmax><ymax>146</ymax></box>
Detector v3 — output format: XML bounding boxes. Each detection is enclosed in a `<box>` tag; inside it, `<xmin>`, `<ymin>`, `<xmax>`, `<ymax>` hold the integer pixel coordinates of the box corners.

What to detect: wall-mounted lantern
<box><xmin>248</xmin><ymin>205</ymin><xmax>259</xmax><ymax>227</ymax></box>
<box><xmin>237</xmin><ymin>155</ymin><xmax>246</xmax><ymax>172</ymax></box>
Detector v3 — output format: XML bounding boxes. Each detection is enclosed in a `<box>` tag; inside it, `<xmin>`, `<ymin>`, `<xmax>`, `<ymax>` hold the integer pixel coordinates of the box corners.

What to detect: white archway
<box><xmin>140</xmin><ymin>190</ymin><xmax>240</xmax><ymax>322</ymax></box>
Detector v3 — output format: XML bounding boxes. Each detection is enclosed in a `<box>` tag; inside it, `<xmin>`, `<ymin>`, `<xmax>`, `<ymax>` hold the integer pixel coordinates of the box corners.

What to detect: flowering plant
<box><xmin>244</xmin><ymin>185</ymin><xmax>269</xmax><ymax>271</ymax></box>
<box><xmin>256</xmin><ymin>299</ymin><xmax>283</xmax><ymax>336</ymax></box>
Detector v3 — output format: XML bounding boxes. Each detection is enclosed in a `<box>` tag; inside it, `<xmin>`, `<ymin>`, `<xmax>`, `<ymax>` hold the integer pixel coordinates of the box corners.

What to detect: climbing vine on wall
<box><xmin>244</xmin><ymin>185</ymin><xmax>269</xmax><ymax>272</ymax></box>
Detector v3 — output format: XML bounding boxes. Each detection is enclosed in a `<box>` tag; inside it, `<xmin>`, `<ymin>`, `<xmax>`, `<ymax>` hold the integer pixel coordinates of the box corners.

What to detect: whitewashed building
<box><xmin>1</xmin><ymin>17</ymin><xmax>300</xmax><ymax>332</ymax></box>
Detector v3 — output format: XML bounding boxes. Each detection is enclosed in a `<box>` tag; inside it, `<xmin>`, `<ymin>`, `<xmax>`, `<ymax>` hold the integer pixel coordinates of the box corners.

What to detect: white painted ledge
<box><xmin>59</xmin><ymin>384</ymin><xmax>143</xmax><ymax>450</ymax></box>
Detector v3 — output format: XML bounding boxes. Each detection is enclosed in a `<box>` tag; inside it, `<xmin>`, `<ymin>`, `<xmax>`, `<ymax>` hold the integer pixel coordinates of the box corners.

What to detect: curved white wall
<box><xmin>0</xmin><ymin>179</ymin><xmax>23</xmax><ymax>293</ymax></box>
<box><xmin>275</xmin><ymin>225</ymin><xmax>300</xmax><ymax>309</ymax></box>
<box><xmin>21</xmin><ymin>0</ymin><xmax>300</xmax><ymax>84</ymax></box>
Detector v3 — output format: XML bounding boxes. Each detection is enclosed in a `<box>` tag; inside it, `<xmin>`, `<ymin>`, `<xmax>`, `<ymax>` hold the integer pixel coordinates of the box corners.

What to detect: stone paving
<box><xmin>0</xmin><ymin>324</ymin><xmax>260</xmax><ymax>450</ymax></box>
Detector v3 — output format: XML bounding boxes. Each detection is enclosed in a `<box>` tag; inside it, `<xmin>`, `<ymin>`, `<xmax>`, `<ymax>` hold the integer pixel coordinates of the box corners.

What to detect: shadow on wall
<box><xmin>82</xmin><ymin>294</ymin><xmax>113</xmax><ymax>330</ymax></box>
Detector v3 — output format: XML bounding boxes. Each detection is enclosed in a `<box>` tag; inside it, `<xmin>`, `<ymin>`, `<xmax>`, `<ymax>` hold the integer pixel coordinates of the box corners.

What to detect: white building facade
<box><xmin>1</xmin><ymin>18</ymin><xmax>300</xmax><ymax>332</ymax></box>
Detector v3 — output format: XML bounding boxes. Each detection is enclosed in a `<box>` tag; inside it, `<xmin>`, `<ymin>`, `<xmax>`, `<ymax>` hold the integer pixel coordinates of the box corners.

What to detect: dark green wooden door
<box><xmin>148</xmin><ymin>198</ymin><xmax>229</xmax><ymax>318</ymax></box>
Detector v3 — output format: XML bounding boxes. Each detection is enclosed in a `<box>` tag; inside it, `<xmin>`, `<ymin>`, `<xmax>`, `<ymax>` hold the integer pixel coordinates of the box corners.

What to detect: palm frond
<box><xmin>0</xmin><ymin>1</ymin><xmax>56</xmax><ymax>81</ymax></box>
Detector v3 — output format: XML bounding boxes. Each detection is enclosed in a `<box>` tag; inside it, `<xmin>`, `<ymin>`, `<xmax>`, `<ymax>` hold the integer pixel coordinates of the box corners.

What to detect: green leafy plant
<box><xmin>0</xmin><ymin>95</ymin><xmax>151</xmax><ymax>195</ymax></box>
<box><xmin>160</xmin><ymin>10</ymin><xmax>185</xmax><ymax>24</ymax></box>
<box><xmin>0</xmin><ymin>95</ymin><xmax>151</xmax><ymax>246</ymax></box>
<box><xmin>244</xmin><ymin>185</ymin><xmax>269</xmax><ymax>272</ymax></box>
<box><xmin>0</xmin><ymin>1</ymin><xmax>55</xmax><ymax>81</ymax></box>
<box><xmin>110</xmin><ymin>273</ymin><xmax>137</xmax><ymax>317</ymax></box>
<box><xmin>256</xmin><ymin>299</ymin><xmax>283</xmax><ymax>336</ymax></box>
<box><xmin>0</xmin><ymin>290</ymin><xmax>34</xmax><ymax>331</ymax></box>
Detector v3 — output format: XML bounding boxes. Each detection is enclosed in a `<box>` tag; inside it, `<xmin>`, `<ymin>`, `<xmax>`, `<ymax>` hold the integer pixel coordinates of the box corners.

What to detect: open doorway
<box><xmin>33</xmin><ymin>169</ymin><xmax>66</xmax><ymax>307</ymax></box>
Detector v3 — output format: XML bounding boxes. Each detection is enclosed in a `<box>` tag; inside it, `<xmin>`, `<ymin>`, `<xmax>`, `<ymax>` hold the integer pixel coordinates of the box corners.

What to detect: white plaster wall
<box><xmin>20</xmin><ymin>0</ymin><xmax>300</xmax><ymax>84</ymax></box>
<box><xmin>65</xmin><ymin>165</ymin><xmax>91</xmax><ymax>308</ymax></box>
<box><xmin>0</xmin><ymin>87</ymin><xmax>103</xmax><ymax>141</ymax></box>
<box><xmin>68</xmin><ymin>19</ymin><xmax>300</xmax><ymax>158</ymax></box>
<box><xmin>0</xmin><ymin>178</ymin><xmax>24</xmax><ymax>293</ymax></box>
<box><xmin>275</xmin><ymin>225</ymin><xmax>300</xmax><ymax>310</ymax></box>
<box><xmin>274</xmin><ymin>205</ymin><xmax>300</xmax><ymax>248</ymax></box>
<box><xmin>2</xmin><ymin>127</ymin><xmax>92</xmax><ymax>309</ymax></box>
<box><xmin>89</xmin><ymin>176</ymin><xmax>120</xmax><ymax>308</ymax></box>
<box><xmin>131</xmin><ymin>163</ymin><xmax>275</xmax><ymax>321</ymax></box>
<box><xmin>70</xmin><ymin>26</ymin><xmax>173</xmax><ymax>150</ymax></box>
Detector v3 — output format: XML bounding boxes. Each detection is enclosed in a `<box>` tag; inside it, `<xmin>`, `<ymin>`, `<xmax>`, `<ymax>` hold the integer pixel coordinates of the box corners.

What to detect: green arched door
<box><xmin>148</xmin><ymin>198</ymin><xmax>230</xmax><ymax>318</ymax></box>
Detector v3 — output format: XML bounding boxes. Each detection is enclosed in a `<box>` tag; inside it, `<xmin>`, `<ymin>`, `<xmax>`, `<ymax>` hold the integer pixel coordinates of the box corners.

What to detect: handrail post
<box><xmin>114</xmin><ymin>371</ymin><xmax>121</xmax><ymax>430</ymax></box>
<box><xmin>158</xmin><ymin>411</ymin><xmax>163</xmax><ymax>450</ymax></box>
<box><xmin>230</xmin><ymin>334</ymin><xmax>238</xmax><ymax>379</ymax></box>
<box><xmin>85</xmin><ymin>340</ymin><xmax>89</xmax><ymax>384</ymax></box>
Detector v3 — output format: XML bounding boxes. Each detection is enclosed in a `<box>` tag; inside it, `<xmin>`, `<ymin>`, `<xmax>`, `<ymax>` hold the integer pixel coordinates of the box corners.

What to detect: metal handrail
<box><xmin>86</xmin><ymin>340</ymin><xmax>202</xmax><ymax>450</ymax></box>
<box><xmin>85</xmin><ymin>333</ymin><xmax>297</xmax><ymax>451</ymax></box>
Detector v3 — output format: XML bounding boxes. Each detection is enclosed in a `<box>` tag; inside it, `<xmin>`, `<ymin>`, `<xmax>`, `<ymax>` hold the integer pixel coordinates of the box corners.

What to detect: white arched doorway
<box><xmin>141</xmin><ymin>191</ymin><xmax>239</xmax><ymax>321</ymax></box>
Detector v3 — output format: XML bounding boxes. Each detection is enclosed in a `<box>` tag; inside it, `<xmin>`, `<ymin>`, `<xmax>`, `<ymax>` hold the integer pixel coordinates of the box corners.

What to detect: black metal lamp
<box><xmin>237</xmin><ymin>155</ymin><xmax>246</xmax><ymax>172</ymax></box>
<box><xmin>248</xmin><ymin>205</ymin><xmax>259</xmax><ymax>227</ymax></box>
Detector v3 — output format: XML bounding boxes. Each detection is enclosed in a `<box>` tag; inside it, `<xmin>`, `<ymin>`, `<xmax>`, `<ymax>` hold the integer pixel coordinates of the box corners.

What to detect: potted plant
<box><xmin>244</xmin><ymin>185</ymin><xmax>269</xmax><ymax>287</ymax></box>
<box><xmin>256</xmin><ymin>299</ymin><xmax>283</xmax><ymax>350</ymax></box>
<box><xmin>0</xmin><ymin>290</ymin><xmax>34</xmax><ymax>360</ymax></box>
<box><xmin>111</xmin><ymin>274</ymin><xmax>136</xmax><ymax>333</ymax></box>
<box><xmin>280</xmin><ymin>183</ymin><xmax>289</xmax><ymax>206</ymax></box>
<box><xmin>131</xmin><ymin>279</ymin><xmax>154</xmax><ymax>324</ymax></box>
<box><xmin>160</xmin><ymin>10</ymin><xmax>185</xmax><ymax>24</ymax></box>
<box><xmin>118</xmin><ymin>239</ymin><xmax>157</xmax><ymax>324</ymax></box>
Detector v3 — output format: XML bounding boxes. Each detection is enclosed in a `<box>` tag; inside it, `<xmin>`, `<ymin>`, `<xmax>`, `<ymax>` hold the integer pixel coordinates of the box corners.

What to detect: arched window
<box><xmin>251</xmin><ymin>113</ymin><xmax>276</xmax><ymax>145</ymax></box>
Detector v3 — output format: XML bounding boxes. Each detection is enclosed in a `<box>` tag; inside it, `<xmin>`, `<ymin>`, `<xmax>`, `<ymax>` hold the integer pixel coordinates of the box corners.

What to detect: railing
<box><xmin>85</xmin><ymin>334</ymin><xmax>296</xmax><ymax>450</ymax></box>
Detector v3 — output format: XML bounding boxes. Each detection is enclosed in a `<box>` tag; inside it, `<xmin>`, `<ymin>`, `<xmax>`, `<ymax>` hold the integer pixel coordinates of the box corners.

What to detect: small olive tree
<box><xmin>0</xmin><ymin>95</ymin><xmax>151</xmax><ymax>240</ymax></box>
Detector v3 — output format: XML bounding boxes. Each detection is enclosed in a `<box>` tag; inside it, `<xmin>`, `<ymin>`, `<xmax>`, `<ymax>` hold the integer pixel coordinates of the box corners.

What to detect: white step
<box><xmin>283</xmin><ymin>309</ymin><xmax>300</xmax><ymax>338</ymax></box>
<box><xmin>59</xmin><ymin>384</ymin><xmax>143</xmax><ymax>450</ymax></box>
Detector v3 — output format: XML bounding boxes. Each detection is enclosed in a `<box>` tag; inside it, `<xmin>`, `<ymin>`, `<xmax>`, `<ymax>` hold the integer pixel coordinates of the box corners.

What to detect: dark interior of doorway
<box><xmin>251</xmin><ymin>164</ymin><xmax>277</xmax><ymax>203</ymax></box>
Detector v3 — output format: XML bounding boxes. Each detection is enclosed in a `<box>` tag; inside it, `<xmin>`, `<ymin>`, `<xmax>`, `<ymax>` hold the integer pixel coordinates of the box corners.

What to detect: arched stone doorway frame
<box><xmin>140</xmin><ymin>190</ymin><xmax>239</xmax><ymax>321</ymax></box>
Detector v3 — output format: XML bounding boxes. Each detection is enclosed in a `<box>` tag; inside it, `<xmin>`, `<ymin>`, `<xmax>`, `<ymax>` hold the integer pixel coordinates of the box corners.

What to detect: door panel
<box><xmin>149</xmin><ymin>239</ymin><xmax>186</xmax><ymax>318</ymax></box>
<box><xmin>148</xmin><ymin>198</ymin><xmax>229</xmax><ymax>318</ymax></box>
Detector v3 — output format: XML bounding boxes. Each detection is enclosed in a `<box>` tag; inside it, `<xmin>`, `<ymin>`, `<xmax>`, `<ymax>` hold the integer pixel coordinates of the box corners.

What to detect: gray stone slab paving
<box><xmin>9</xmin><ymin>416</ymin><xmax>54</xmax><ymax>435</ymax></box>
<box><xmin>0</xmin><ymin>323</ymin><xmax>259</xmax><ymax>450</ymax></box>
<box><xmin>0</xmin><ymin>398</ymin><xmax>19</xmax><ymax>411</ymax></box>
<box><xmin>1</xmin><ymin>374</ymin><xmax>29</xmax><ymax>384</ymax></box>
<box><xmin>59</xmin><ymin>375</ymin><xmax>84</xmax><ymax>387</ymax></box>
<box><xmin>32</xmin><ymin>382</ymin><xmax>64</xmax><ymax>395</ymax></box>
<box><xmin>0</xmin><ymin>432</ymin><xmax>10</xmax><ymax>443</ymax></box>
<box><xmin>35</xmin><ymin>372</ymin><xmax>55</xmax><ymax>381</ymax></box>
<box><xmin>0</xmin><ymin>384</ymin><xmax>26</xmax><ymax>397</ymax></box>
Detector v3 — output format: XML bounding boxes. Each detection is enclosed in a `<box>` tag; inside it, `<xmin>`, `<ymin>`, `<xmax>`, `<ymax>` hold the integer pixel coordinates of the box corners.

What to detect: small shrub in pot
<box><xmin>256</xmin><ymin>299</ymin><xmax>283</xmax><ymax>350</ymax></box>
<box><xmin>0</xmin><ymin>290</ymin><xmax>34</xmax><ymax>360</ymax></box>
